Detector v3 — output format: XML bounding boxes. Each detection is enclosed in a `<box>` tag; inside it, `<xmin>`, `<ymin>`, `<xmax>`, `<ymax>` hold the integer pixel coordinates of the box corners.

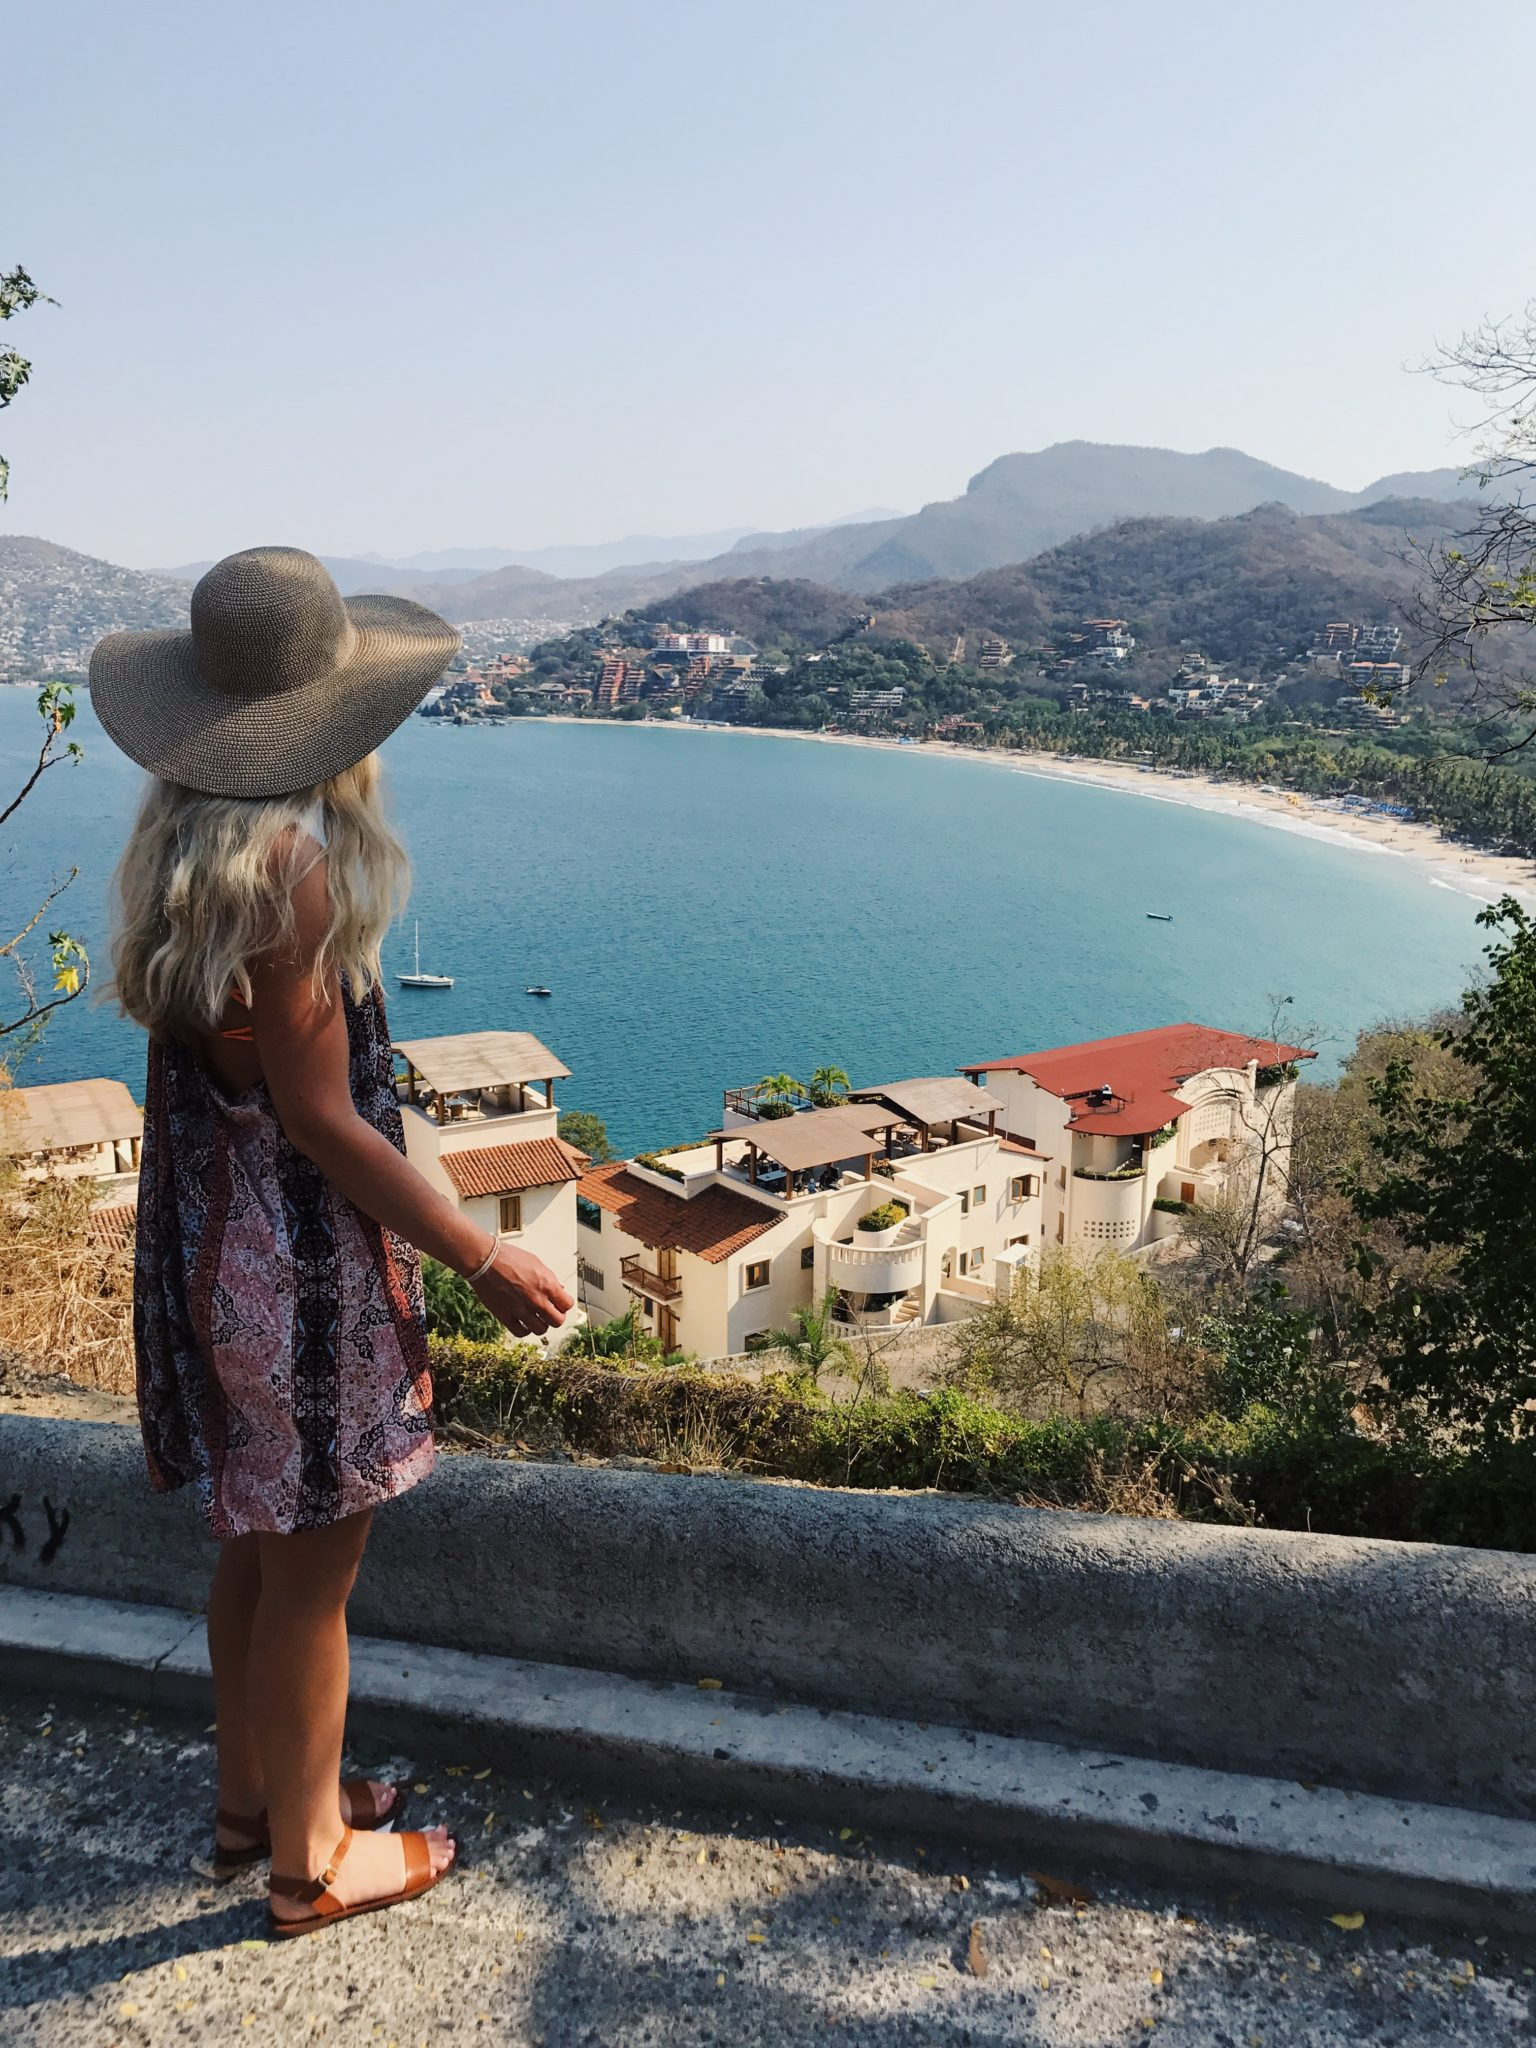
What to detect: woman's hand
<box><xmin>471</xmin><ymin>1240</ymin><xmax>574</xmax><ymax>1340</ymax></box>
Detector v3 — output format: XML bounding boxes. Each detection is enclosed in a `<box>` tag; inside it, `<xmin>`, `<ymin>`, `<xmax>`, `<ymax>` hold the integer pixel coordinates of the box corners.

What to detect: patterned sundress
<box><xmin>133</xmin><ymin>979</ymin><xmax>435</xmax><ymax>1539</ymax></box>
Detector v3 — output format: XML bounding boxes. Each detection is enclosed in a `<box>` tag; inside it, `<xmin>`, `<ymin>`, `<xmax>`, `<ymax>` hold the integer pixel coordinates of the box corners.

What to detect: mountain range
<box><xmin>376</xmin><ymin>442</ymin><xmax>1475</xmax><ymax>621</ymax></box>
<box><xmin>0</xmin><ymin>440</ymin><xmax>1480</xmax><ymax>678</ymax></box>
<box><xmin>157</xmin><ymin>508</ymin><xmax>905</xmax><ymax>594</ymax></box>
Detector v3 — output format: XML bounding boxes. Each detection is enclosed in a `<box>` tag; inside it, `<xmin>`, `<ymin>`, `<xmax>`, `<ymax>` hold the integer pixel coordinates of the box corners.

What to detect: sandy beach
<box><xmin>533</xmin><ymin>714</ymin><xmax>1536</xmax><ymax>911</ymax></box>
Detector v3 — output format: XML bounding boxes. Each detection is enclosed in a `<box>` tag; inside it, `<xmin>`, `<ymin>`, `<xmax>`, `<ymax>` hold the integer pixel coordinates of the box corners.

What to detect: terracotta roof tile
<box><xmin>966</xmin><ymin>1024</ymin><xmax>1313</xmax><ymax>1137</ymax></box>
<box><xmin>578</xmin><ymin>1161</ymin><xmax>778</xmax><ymax>1264</ymax></box>
<box><xmin>441</xmin><ymin>1137</ymin><xmax>586</xmax><ymax>1200</ymax></box>
<box><xmin>88</xmin><ymin>1201</ymin><xmax>138</xmax><ymax>1251</ymax></box>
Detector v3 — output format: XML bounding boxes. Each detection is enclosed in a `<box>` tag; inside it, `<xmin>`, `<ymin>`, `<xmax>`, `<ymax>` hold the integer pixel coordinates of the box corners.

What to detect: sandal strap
<box><xmin>401</xmin><ymin>1831</ymin><xmax>432</xmax><ymax>1894</ymax></box>
<box><xmin>270</xmin><ymin>1826</ymin><xmax>354</xmax><ymax>1910</ymax></box>
<box><xmin>340</xmin><ymin>1778</ymin><xmax>393</xmax><ymax>1829</ymax></box>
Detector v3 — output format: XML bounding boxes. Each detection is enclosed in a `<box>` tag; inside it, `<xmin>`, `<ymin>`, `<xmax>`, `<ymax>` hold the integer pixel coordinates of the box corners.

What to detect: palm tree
<box><xmin>807</xmin><ymin>1065</ymin><xmax>851</xmax><ymax>1107</ymax></box>
<box><xmin>760</xmin><ymin>1290</ymin><xmax>854</xmax><ymax>1381</ymax></box>
<box><xmin>756</xmin><ymin>1071</ymin><xmax>805</xmax><ymax>1118</ymax></box>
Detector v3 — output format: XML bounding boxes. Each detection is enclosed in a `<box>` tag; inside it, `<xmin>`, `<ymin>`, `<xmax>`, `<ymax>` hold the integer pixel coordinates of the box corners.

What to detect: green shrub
<box><xmin>421</xmin><ymin>1255</ymin><xmax>503</xmax><ymax>1344</ymax></box>
<box><xmin>857</xmin><ymin>1199</ymin><xmax>911</xmax><ymax>1233</ymax></box>
<box><xmin>634</xmin><ymin>1151</ymin><xmax>685</xmax><ymax>1182</ymax></box>
<box><xmin>424</xmin><ymin>1334</ymin><xmax>1536</xmax><ymax>1552</ymax></box>
<box><xmin>1153</xmin><ymin>1197</ymin><xmax>1188</xmax><ymax>1215</ymax></box>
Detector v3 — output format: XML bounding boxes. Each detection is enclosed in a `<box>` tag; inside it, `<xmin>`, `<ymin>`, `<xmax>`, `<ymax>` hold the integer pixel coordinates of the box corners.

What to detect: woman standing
<box><xmin>94</xmin><ymin>547</ymin><xmax>572</xmax><ymax>1936</ymax></box>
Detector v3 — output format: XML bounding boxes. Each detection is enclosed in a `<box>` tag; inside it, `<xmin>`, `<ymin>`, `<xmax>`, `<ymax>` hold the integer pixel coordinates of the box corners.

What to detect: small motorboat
<box><xmin>397</xmin><ymin>921</ymin><xmax>454</xmax><ymax>989</ymax></box>
<box><xmin>1145</xmin><ymin>912</ymin><xmax>1174</xmax><ymax>922</ymax></box>
<box><xmin>526</xmin><ymin>984</ymin><xmax>552</xmax><ymax>998</ymax></box>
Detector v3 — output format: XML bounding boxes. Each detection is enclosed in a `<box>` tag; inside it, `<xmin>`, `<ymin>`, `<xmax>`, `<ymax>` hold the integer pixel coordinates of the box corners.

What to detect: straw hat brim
<box><xmin>89</xmin><ymin>595</ymin><xmax>462</xmax><ymax>798</ymax></box>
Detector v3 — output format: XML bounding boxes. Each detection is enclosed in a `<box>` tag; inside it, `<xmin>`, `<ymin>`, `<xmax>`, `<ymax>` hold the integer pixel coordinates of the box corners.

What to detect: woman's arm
<box><xmin>247</xmin><ymin>856</ymin><xmax>572</xmax><ymax>1340</ymax></box>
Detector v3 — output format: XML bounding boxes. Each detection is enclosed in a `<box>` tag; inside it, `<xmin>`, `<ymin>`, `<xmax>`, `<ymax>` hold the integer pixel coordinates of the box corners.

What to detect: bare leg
<box><xmin>208</xmin><ymin>1534</ymin><xmax>265</xmax><ymax>1825</ymax></box>
<box><xmin>252</xmin><ymin>1509</ymin><xmax>453</xmax><ymax>1917</ymax></box>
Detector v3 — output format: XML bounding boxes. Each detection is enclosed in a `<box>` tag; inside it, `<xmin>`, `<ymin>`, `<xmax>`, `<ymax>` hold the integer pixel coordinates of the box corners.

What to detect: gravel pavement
<box><xmin>1</xmin><ymin>1696</ymin><xmax>1532</xmax><ymax>2047</ymax></box>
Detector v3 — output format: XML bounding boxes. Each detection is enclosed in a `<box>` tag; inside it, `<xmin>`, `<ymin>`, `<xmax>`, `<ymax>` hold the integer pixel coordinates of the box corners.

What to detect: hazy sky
<box><xmin>7</xmin><ymin>0</ymin><xmax>1532</xmax><ymax>567</ymax></box>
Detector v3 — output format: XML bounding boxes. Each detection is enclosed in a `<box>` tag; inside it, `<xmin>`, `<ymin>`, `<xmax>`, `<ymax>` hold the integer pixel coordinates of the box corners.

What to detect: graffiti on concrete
<box><xmin>0</xmin><ymin>1493</ymin><xmax>72</xmax><ymax>1562</ymax></box>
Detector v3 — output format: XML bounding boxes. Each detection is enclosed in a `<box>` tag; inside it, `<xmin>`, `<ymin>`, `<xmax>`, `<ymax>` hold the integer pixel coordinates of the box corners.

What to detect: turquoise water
<box><xmin>1</xmin><ymin>694</ymin><xmax>1494</xmax><ymax>1154</ymax></box>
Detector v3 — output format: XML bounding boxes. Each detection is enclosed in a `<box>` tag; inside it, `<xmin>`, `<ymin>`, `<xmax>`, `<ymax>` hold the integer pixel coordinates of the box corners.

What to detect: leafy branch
<box><xmin>0</xmin><ymin>264</ymin><xmax>55</xmax><ymax>503</ymax></box>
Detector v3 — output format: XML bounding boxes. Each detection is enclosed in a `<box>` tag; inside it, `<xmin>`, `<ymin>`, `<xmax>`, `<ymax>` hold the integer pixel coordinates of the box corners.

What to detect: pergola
<box><xmin>394</xmin><ymin>1032</ymin><xmax>571</xmax><ymax>1127</ymax></box>
<box><xmin>847</xmin><ymin>1077</ymin><xmax>1004</xmax><ymax>1150</ymax></box>
<box><xmin>1</xmin><ymin>1079</ymin><xmax>142</xmax><ymax>1161</ymax></box>
<box><xmin>707</xmin><ymin>1103</ymin><xmax>903</xmax><ymax>1198</ymax></box>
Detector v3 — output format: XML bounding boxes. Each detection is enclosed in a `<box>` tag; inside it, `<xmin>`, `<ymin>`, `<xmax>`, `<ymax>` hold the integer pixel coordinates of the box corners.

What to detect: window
<box><xmin>941</xmin><ymin>1252</ymin><xmax>953</xmax><ymax>1280</ymax></box>
<box><xmin>1007</xmin><ymin>1233</ymin><xmax>1030</xmax><ymax>1248</ymax></box>
<box><xmin>959</xmin><ymin>1190</ymin><xmax>969</xmax><ymax>1216</ymax></box>
<box><xmin>1056</xmin><ymin>1215</ymin><xmax>1065</xmax><ymax>1242</ymax></box>
<box><xmin>744</xmin><ymin>1330</ymin><xmax>772</xmax><ymax>1352</ymax></box>
<box><xmin>973</xmin><ymin>1185</ymin><xmax>986</xmax><ymax>1207</ymax></box>
<box><xmin>579</xmin><ymin>1261</ymin><xmax>604</xmax><ymax>1291</ymax></box>
<box><xmin>1010</xmin><ymin>1174</ymin><xmax>1036</xmax><ymax>1202</ymax></box>
<box><xmin>498</xmin><ymin>1193</ymin><xmax>522</xmax><ymax>1234</ymax></box>
<box><xmin>958</xmin><ymin>1251</ymin><xmax>968</xmax><ymax>1275</ymax></box>
<box><xmin>800</xmin><ymin>1245</ymin><xmax>815</xmax><ymax>1269</ymax></box>
<box><xmin>972</xmin><ymin>1246</ymin><xmax>986</xmax><ymax>1271</ymax></box>
<box><xmin>576</xmin><ymin>1195</ymin><xmax>603</xmax><ymax>1233</ymax></box>
<box><xmin>745</xmin><ymin>1260</ymin><xmax>770</xmax><ymax>1291</ymax></box>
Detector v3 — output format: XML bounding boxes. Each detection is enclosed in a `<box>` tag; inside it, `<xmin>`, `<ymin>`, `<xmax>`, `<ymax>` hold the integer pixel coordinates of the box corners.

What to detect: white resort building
<box><xmin>575</xmin><ymin>1076</ymin><xmax>1046</xmax><ymax>1359</ymax></box>
<box><xmin>393</xmin><ymin>1031</ymin><xmax>586</xmax><ymax>1344</ymax></box>
<box><xmin>961</xmin><ymin>1023</ymin><xmax>1313</xmax><ymax>1254</ymax></box>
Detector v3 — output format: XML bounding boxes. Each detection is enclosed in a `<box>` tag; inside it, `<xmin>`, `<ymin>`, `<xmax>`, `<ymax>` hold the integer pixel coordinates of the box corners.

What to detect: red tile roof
<box><xmin>441</xmin><ymin>1137</ymin><xmax>586</xmax><ymax>1200</ymax></box>
<box><xmin>578</xmin><ymin>1161</ymin><xmax>778</xmax><ymax>1264</ymax></box>
<box><xmin>88</xmin><ymin>1201</ymin><xmax>138</xmax><ymax>1251</ymax></box>
<box><xmin>965</xmin><ymin>1024</ymin><xmax>1314</xmax><ymax>1139</ymax></box>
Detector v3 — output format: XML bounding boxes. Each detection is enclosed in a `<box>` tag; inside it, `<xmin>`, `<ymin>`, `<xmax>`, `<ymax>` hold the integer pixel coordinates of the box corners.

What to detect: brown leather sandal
<box><xmin>267</xmin><ymin>1824</ymin><xmax>456</xmax><ymax>1938</ymax></box>
<box><xmin>211</xmin><ymin>1780</ymin><xmax>407</xmax><ymax>1880</ymax></box>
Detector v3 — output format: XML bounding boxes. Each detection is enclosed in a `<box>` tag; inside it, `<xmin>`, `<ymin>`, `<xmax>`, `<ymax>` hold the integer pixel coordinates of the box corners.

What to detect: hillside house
<box><xmin>394</xmin><ymin>1031</ymin><xmax>585</xmax><ymax>1345</ymax></box>
<box><xmin>962</xmin><ymin>1024</ymin><xmax>1313</xmax><ymax>1254</ymax></box>
<box><xmin>576</xmin><ymin>1079</ymin><xmax>1045</xmax><ymax>1358</ymax></box>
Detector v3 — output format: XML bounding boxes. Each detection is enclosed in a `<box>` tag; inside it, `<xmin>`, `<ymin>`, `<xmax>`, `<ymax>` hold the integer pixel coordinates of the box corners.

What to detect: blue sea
<box><xmin>0</xmin><ymin>694</ymin><xmax>1498</xmax><ymax>1154</ymax></box>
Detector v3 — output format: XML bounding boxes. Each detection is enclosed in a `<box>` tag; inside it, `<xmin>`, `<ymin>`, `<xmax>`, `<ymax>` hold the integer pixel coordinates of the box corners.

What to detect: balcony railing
<box><xmin>621</xmin><ymin>1254</ymin><xmax>683</xmax><ymax>1303</ymax></box>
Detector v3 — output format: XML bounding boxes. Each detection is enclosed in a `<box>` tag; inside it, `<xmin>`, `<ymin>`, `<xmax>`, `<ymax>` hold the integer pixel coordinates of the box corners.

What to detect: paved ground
<box><xmin>1</xmin><ymin>1698</ymin><xmax>1533</xmax><ymax>2047</ymax></box>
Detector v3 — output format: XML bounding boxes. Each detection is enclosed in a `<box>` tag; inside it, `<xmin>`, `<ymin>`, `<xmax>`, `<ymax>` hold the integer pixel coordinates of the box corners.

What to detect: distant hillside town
<box><xmin>424</xmin><ymin>606</ymin><xmax>1412</xmax><ymax>739</ymax></box>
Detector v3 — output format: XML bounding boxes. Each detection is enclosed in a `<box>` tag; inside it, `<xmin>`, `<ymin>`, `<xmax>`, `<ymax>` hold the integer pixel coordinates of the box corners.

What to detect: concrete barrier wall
<box><xmin>3</xmin><ymin>1413</ymin><xmax>1534</xmax><ymax>1821</ymax></box>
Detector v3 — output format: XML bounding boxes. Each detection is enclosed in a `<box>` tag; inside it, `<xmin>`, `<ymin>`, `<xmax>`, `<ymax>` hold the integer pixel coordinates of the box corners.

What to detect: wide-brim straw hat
<box><xmin>90</xmin><ymin>545</ymin><xmax>462</xmax><ymax>798</ymax></box>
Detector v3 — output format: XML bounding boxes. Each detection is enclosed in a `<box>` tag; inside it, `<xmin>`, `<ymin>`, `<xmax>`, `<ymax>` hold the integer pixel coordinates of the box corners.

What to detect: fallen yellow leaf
<box><xmin>1149</xmin><ymin>1967</ymin><xmax>1164</xmax><ymax>1987</ymax></box>
<box><xmin>174</xmin><ymin>1964</ymin><xmax>189</xmax><ymax>1982</ymax></box>
<box><xmin>698</xmin><ymin>1678</ymin><xmax>723</xmax><ymax>1690</ymax></box>
<box><xmin>967</xmin><ymin>1922</ymin><xmax>988</xmax><ymax>1978</ymax></box>
<box><xmin>238</xmin><ymin>1939</ymin><xmax>268</xmax><ymax>1950</ymax></box>
<box><xmin>716</xmin><ymin>1973</ymin><xmax>726</xmax><ymax>1988</ymax></box>
<box><xmin>918</xmin><ymin>1975</ymin><xmax>938</xmax><ymax>1989</ymax></box>
<box><xmin>118</xmin><ymin>2005</ymin><xmax>139</xmax><ymax>2020</ymax></box>
<box><xmin>746</xmin><ymin>1933</ymin><xmax>766</xmax><ymax>1945</ymax></box>
<box><xmin>474</xmin><ymin>1768</ymin><xmax>492</xmax><ymax>1781</ymax></box>
<box><xmin>1329</xmin><ymin>1911</ymin><xmax>1365</xmax><ymax>1931</ymax></box>
<box><xmin>697</xmin><ymin>1849</ymin><xmax>707</xmax><ymax>1864</ymax></box>
<box><xmin>838</xmin><ymin>1827</ymin><xmax>853</xmax><ymax>1841</ymax></box>
<box><xmin>413</xmin><ymin>1782</ymin><xmax>430</xmax><ymax>1794</ymax></box>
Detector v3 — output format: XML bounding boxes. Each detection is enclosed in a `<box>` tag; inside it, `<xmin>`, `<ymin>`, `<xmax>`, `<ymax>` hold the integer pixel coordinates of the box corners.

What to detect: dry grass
<box><xmin>0</xmin><ymin>1173</ymin><xmax>135</xmax><ymax>1394</ymax></box>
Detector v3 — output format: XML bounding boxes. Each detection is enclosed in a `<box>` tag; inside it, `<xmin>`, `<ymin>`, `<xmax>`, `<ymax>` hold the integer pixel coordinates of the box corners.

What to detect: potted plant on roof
<box><xmin>855</xmin><ymin>1197</ymin><xmax>910</xmax><ymax>1247</ymax></box>
<box><xmin>756</xmin><ymin>1072</ymin><xmax>804</xmax><ymax>1119</ymax></box>
<box><xmin>807</xmin><ymin>1065</ymin><xmax>851</xmax><ymax>1107</ymax></box>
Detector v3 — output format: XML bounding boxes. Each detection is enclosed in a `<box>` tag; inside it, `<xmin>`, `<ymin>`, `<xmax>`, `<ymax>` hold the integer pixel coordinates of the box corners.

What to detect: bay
<box><xmin>0</xmin><ymin>693</ymin><xmax>1492</xmax><ymax>1155</ymax></box>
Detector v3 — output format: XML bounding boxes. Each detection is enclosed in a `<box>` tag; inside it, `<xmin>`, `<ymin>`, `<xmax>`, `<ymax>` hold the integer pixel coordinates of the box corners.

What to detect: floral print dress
<box><xmin>133</xmin><ymin>979</ymin><xmax>435</xmax><ymax>1539</ymax></box>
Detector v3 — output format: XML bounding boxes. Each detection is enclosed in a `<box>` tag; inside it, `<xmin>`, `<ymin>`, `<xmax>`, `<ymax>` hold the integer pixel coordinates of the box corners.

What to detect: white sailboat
<box><xmin>396</xmin><ymin>920</ymin><xmax>454</xmax><ymax>990</ymax></box>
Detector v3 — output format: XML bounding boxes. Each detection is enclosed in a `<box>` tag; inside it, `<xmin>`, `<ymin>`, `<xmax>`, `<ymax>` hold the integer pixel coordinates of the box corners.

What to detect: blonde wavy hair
<box><xmin>112</xmin><ymin>752</ymin><xmax>410</xmax><ymax>1038</ymax></box>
